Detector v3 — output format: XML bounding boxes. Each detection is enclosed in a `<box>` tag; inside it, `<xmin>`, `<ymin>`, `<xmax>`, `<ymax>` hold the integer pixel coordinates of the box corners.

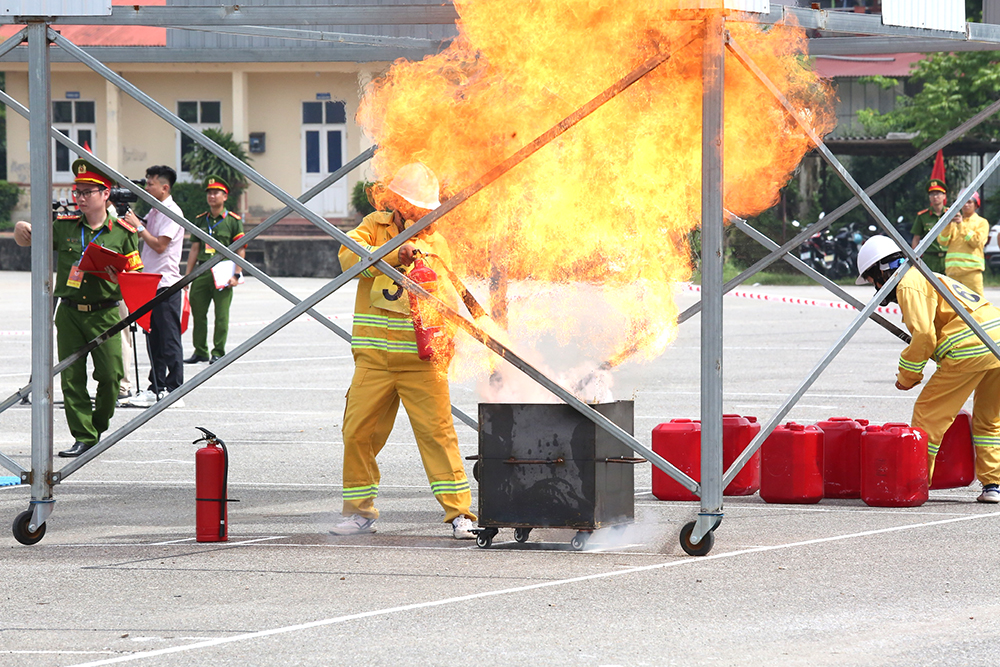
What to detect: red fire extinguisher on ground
<box><xmin>194</xmin><ymin>427</ymin><xmax>235</xmax><ymax>542</ymax></box>
<box><xmin>406</xmin><ymin>252</ymin><xmax>446</xmax><ymax>360</ymax></box>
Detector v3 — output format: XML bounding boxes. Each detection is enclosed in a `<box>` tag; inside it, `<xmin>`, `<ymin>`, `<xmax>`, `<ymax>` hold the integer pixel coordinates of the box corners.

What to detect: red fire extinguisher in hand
<box><xmin>406</xmin><ymin>252</ymin><xmax>447</xmax><ymax>361</ymax></box>
<box><xmin>194</xmin><ymin>427</ymin><xmax>236</xmax><ymax>542</ymax></box>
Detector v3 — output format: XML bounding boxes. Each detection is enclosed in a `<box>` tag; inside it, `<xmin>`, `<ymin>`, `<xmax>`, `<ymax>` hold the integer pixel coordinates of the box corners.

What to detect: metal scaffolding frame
<box><xmin>4</xmin><ymin>5</ymin><xmax>1000</xmax><ymax>554</ymax></box>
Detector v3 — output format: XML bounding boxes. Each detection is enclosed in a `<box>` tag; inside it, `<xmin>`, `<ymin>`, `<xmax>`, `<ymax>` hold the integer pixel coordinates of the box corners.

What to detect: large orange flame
<box><xmin>357</xmin><ymin>2</ymin><xmax>835</xmax><ymax>396</ymax></box>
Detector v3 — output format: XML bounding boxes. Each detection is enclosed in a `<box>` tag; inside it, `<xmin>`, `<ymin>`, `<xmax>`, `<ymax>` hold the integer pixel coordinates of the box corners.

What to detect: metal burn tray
<box><xmin>470</xmin><ymin>400</ymin><xmax>640</xmax><ymax>549</ymax></box>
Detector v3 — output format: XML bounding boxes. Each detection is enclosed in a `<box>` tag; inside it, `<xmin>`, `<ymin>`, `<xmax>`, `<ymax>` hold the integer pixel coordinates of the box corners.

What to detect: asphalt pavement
<box><xmin>1</xmin><ymin>269</ymin><xmax>998</xmax><ymax>667</ymax></box>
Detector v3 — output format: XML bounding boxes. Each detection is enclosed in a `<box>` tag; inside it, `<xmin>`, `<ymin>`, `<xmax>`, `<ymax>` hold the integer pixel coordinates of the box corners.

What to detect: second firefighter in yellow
<box><xmin>937</xmin><ymin>191</ymin><xmax>989</xmax><ymax>296</ymax></box>
<box><xmin>857</xmin><ymin>236</ymin><xmax>1000</xmax><ymax>503</ymax></box>
<box><xmin>332</xmin><ymin>163</ymin><xmax>478</xmax><ymax>539</ymax></box>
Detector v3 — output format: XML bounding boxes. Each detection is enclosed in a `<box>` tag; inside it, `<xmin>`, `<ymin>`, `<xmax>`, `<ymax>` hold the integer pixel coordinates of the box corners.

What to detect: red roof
<box><xmin>0</xmin><ymin>0</ymin><xmax>165</xmax><ymax>47</ymax></box>
<box><xmin>813</xmin><ymin>53</ymin><xmax>925</xmax><ymax>78</ymax></box>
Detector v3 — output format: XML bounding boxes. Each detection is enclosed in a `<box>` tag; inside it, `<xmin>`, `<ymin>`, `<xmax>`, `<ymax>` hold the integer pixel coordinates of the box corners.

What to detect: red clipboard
<box><xmin>118</xmin><ymin>272</ymin><xmax>162</xmax><ymax>333</ymax></box>
<box><xmin>181</xmin><ymin>289</ymin><xmax>191</xmax><ymax>334</ymax></box>
<box><xmin>78</xmin><ymin>242</ymin><xmax>130</xmax><ymax>280</ymax></box>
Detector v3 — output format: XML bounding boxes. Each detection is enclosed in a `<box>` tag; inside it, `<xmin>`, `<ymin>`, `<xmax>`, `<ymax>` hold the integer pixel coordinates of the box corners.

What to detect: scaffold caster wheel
<box><xmin>12</xmin><ymin>510</ymin><xmax>45</xmax><ymax>546</ymax></box>
<box><xmin>570</xmin><ymin>532</ymin><xmax>589</xmax><ymax>551</ymax></box>
<box><xmin>475</xmin><ymin>527</ymin><xmax>497</xmax><ymax>549</ymax></box>
<box><xmin>514</xmin><ymin>527</ymin><xmax>531</xmax><ymax>543</ymax></box>
<box><xmin>679</xmin><ymin>521</ymin><xmax>714</xmax><ymax>557</ymax></box>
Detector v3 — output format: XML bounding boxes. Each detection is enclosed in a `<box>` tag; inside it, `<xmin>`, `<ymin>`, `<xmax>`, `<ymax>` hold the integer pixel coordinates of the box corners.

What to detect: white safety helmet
<box><xmin>855</xmin><ymin>235</ymin><xmax>904</xmax><ymax>285</ymax></box>
<box><xmin>387</xmin><ymin>162</ymin><xmax>441</xmax><ymax>211</ymax></box>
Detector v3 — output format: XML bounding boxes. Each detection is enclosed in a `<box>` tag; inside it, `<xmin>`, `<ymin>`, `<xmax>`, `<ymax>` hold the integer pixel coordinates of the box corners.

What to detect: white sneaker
<box><xmin>330</xmin><ymin>514</ymin><xmax>376</xmax><ymax>535</ymax></box>
<box><xmin>978</xmin><ymin>484</ymin><xmax>1000</xmax><ymax>503</ymax></box>
<box><xmin>452</xmin><ymin>516</ymin><xmax>477</xmax><ymax>540</ymax></box>
<box><xmin>157</xmin><ymin>390</ymin><xmax>184</xmax><ymax>408</ymax></box>
<box><xmin>126</xmin><ymin>389</ymin><xmax>158</xmax><ymax>408</ymax></box>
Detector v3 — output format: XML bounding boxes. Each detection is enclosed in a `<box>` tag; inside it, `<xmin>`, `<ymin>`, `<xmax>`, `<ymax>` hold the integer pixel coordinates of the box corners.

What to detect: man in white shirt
<box><xmin>123</xmin><ymin>165</ymin><xmax>186</xmax><ymax>407</ymax></box>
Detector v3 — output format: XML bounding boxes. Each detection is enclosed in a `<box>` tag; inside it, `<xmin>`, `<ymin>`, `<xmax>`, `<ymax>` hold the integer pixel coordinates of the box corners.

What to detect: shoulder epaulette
<box><xmin>228</xmin><ymin>212</ymin><xmax>241</xmax><ymax>220</ymax></box>
<box><xmin>196</xmin><ymin>212</ymin><xmax>208</xmax><ymax>218</ymax></box>
<box><xmin>55</xmin><ymin>212</ymin><xmax>81</xmax><ymax>222</ymax></box>
<box><xmin>116</xmin><ymin>216</ymin><xmax>138</xmax><ymax>233</ymax></box>
<box><xmin>917</xmin><ymin>209</ymin><xmax>929</xmax><ymax>215</ymax></box>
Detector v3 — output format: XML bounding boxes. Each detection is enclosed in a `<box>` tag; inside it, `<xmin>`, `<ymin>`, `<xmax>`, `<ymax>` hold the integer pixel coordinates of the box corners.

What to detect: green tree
<box><xmin>183</xmin><ymin>128</ymin><xmax>252</xmax><ymax>202</ymax></box>
<box><xmin>857</xmin><ymin>51</ymin><xmax>1000</xmax><ymax>147</ymax></box>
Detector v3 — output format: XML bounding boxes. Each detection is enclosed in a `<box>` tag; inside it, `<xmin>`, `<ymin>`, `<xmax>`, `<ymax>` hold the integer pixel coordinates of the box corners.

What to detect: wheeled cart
<box><xmin>471</xmin><ymin>401</ymin><xmax>641</xmax><ymax>550</ymax></box>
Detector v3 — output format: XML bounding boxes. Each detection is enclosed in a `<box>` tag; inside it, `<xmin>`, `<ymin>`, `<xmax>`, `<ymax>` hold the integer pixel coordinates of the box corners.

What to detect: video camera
<box><xmin>108</xmin><ymin>179</ymin><xmax>146</xmax><ymax>217</ymax></box>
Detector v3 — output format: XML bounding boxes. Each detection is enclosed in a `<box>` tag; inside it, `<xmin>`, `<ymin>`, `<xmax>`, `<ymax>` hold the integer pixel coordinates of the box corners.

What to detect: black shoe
<box><xmin>58</xmin><ymin>441</ymin><xmax>93</xmax><ymax>458</ymax></box>
<box><xmin>210</xmin><ymin>354</ymin><xmax>223</xmax><ymax>364</ymax></box>
<box><xmin>184</xmin><ymin>354</ymin><xmax>209</xmax><ymax>364</ymax></box>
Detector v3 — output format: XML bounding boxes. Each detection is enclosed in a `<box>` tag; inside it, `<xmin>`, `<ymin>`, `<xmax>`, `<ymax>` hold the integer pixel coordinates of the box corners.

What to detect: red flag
<box><xmin>82</xmin><ymin>141</ymin><xmax>91</xmax><ymax>153</ymax></box>
<box><xmin>931</xmin><ymin>150</ymin><xmax>946</xmax><ymax>184</ymax></box>
<box><xmin>117</xmin><ymin>272</ymin><xmax>161</xmax><ymax>333</ymax></box>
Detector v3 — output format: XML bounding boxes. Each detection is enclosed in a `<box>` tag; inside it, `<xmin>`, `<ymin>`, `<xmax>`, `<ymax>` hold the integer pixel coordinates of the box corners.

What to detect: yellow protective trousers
<box><xmin>912</xmin><ymin>365</ymin><xmax>1000</xmax><ymax>486</ymax></box>
<box><xmin>341</xmin><ymin>366</ymin><xmax>475</xmax><ymax>523</ymax></box>
<box><xmin>944</xmin><ymin>267</ymin><xmax>985</xmax><ymax>298</ymax></box>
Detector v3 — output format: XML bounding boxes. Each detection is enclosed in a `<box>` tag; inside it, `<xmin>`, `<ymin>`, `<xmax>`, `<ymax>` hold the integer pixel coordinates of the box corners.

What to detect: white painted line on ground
<box><xmin>63</xmin><ymin>510</ymin><xmax>1000</xmax><ymax>667</ymax></box>
<box><xmin>2</xmin><ymin>651</ymin><xmax>116</xmax><ymax>656</ymax></box>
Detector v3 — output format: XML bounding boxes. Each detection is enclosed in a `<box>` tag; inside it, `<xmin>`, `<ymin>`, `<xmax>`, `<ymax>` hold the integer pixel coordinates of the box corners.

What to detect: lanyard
<box><xmin>207</xmin><ymin>212</ymin><xmax>226</xmax><ymax>236</ymax></box>
<box><xmin>80</xmin><ymin>223</ymin><xmax>105</xmax><ymax>262</ymax></box>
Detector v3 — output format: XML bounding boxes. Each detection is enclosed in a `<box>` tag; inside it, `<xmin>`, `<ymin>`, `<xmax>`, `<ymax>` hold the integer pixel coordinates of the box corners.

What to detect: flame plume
<box><xmin>357</xmin><ymin>2</ymin><xmax>835</xmax><ymax>391</ymax></box>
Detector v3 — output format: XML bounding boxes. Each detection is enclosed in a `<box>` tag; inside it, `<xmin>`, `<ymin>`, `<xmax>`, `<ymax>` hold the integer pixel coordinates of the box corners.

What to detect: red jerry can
<box><xmin>651</xmin><ymin>415</ymin><xmax>762</xmax><ymax>501</ymax></box>
<box><xmin>722</xmin><ymin>414</ymin><xmax>761</xmax><ymax>496</ymax></box>
<box><xmin>760</xmin><ymin>422</ymin><xmax>823</xmax><ymax>504</ymax></box>
<box><xmin>818</xmin><ymin>417</ymin><xmax>869</xmax><ymax>499</ymax></box>
<box><xmin>652</xmin><ymin>419</ymin><xmax>701</xmax><ymax>501</ymax></box>
<box><xmin>861</xmin><ymin>423</ymin><xmax>928</xmax><ymax>507</ymax></box>
<box><xmin>930</xmin><ymin>410</ymin><xmax>975</xmax><ymax>490</ymax></box>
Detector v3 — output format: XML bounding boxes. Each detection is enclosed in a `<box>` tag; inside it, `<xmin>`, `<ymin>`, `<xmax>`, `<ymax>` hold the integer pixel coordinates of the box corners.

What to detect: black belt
<box><xmin>61</xmin><ymin>298</ymin><xmax>119</xmax><ymax>313</ymax></box>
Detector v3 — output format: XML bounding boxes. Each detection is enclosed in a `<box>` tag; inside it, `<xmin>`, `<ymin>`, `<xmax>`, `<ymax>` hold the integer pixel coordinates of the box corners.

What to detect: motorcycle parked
<box><xmin>827</xmin><ymin>222</ymin><xmax>865</xmax><ymax>280</ymax></box>
<box><xmin>798</xmin><ymin>230</ymin><xmax>835</xmax><ymax>276</ymax></box>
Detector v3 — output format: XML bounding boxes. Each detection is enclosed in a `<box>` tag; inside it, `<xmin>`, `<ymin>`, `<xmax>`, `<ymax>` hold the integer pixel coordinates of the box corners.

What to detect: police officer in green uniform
<box><xmin>183</xmin><ymin>176</ymin><xmax>246</xmax><ymax>364</ymax></box>
<box><xmin>13</xmin><ymin>159</ymin><xmax>142</xmax><ymax>457</ymax></box>
<box><xmin>910</xmin><ymin>178</ymin><xmax>951</xmax><ymax>274</ymax></box>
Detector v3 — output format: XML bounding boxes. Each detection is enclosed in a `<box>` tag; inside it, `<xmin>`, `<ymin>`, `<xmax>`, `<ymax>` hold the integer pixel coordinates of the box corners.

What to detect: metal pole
<box><xmin>728</xmin><ymin>212</ymin><xmax>911</xmax><ymax>344</ymax></box>
<box><xmin>26</xmin><ymin>21</ymin><xmax>55</xmax><ymax>529</ymax></box>
<box><xmin>728</xmin><ymin>36</ymin><xmax>1000</xmax><ymax>366</ymax></box>
<box><xmin>677</xmin><ymin>94</ymin><xmax>1000</xmax><ymax>326</ymax></box>
<box><xmin>692</xmin><ymin>13</ymin><xmax>726</xmax><ymax>546</ymax></box>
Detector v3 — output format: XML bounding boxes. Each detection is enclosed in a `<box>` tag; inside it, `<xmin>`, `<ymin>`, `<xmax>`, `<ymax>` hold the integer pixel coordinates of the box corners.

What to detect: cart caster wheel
<box><xmin>12</xmin><ymin>510</ymin><xmax>45</xmax><ymax>546</ymax></box>
<box><xmin>570</xmin><ymin>532</ymin><xmax>589</xmax><ymax>551</ymax></box>
<box><xmin>475</xmin><ymin>527</ymin><xmax>497</xmax><ymax>549</ymax></box>
<box><xmin>514</xmin><ymin>527</ymin><xmax>531</xmax><ymax>543</ymax></box>
<box><xmin>679</xmin><ymin>521</ymin><xmax>713</xmax><ymax>557</ymax></box>
<box><xmin>472</xmin><ymin>460</ymin><xmax>481</xmax><ymax>483</ymax></box>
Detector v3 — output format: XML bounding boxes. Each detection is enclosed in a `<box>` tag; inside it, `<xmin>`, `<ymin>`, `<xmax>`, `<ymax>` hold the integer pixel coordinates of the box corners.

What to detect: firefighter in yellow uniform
<box><xmin>331</xmin><ymin>163</ymin><xmax>478</xmax><ymax>538</ymax></box>
<box><xmin>857</xmin><ymin>236</ymin><xmax>1000</xmax><ymax>503</ymax></box>
<box><xmin>937</xmin><ymin>191</ymin><xmax>989</xmax><ymax>296</ymax></box>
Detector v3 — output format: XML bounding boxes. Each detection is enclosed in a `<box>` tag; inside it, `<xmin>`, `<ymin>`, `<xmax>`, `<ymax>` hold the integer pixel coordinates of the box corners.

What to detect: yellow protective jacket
<box><xmin>895</xmin><ymin>267</ymin><xmax>1000</xmax><ymax>387</ymax></box>
<box><xmin>338</xmin><ymin>211</ymin><xmax>460</xmax><ymax>372</ymax></box>
<box><xmin>938</xmin><ymin>212</ymin><xmax>989</xmax><ymax>273</ymax></box>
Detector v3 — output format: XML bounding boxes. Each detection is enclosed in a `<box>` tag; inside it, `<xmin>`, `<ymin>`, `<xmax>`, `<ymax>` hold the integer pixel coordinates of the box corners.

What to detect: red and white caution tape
<box><xmin>684</xmin><ymin>283</ymin><xmax>902</xmax><ymax>316</ymax></box>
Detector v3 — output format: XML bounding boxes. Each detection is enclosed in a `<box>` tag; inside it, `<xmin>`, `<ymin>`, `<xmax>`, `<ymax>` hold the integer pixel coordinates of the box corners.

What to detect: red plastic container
<box><xmin>724</xmin><ymin>414</ymin><xmax>762</xmax><ymax>496</ymax></box>
<box><xmin>930</xmin><ymin>410</ymin><xmax>975</xmax><ymax>490</ymax></box>
<box><xmin>760</xmin><ymin>422</ymin><xmax>823</xmax><ymax>504</ymax></box>
<box><xmin>861</xmin><ymin>423</ymin><xmax>928</xmax><ymax>507</ymax></box>
<box><xmin>818</xmin><ymin>417</ymin><xmax>869</xmax><ymax>499</ymax></box>
<box><xmin>652</xmin><ymin>419</ymin><xmax>701</xmax><ymax>501</ymax></box>
<box><xmin>651</xmin><ymin>415</ymin><xmax>762</xmax><ymax>501</ymax></box>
